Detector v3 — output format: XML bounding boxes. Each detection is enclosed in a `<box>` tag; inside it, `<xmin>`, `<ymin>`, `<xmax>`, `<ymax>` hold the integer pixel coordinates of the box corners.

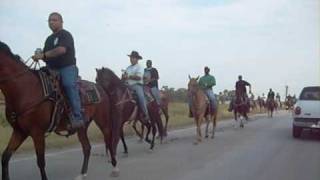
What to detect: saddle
<box><xmin>37</xmin><ymin>67</ymin><xmax>102</xmax><ymax>133</ymax></box>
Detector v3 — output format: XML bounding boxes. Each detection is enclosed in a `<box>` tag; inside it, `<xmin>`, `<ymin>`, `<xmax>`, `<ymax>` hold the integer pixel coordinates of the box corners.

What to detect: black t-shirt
<box><xmin>235</xmin><ymin>80</ymin><xmax>250</xmax><ymax>95</ymax></box>
<box><xmin>43</xmin><ymin>29</ymin><xmax>76</xmax><ymax>69</ymax></box>
<box><xmin>144</xmin><ymin>67</ymin><xmax>159</xmax><ymax>88</ymax></box>
<box><xmin>268</xmin><ymin>91</ymin><xmax>275</xmax><ymax>99</ymax></box>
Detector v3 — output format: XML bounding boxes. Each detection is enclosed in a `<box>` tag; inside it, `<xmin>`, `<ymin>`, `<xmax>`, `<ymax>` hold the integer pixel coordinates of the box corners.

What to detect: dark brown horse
<box><xmin>0</xmin><ymin>42</ymin><xmax>120</xmax><ymax>180</ymax></box>
<box><xmin>95</xmin><ymin>67</ymin><xmax>164</xmax><ymax>153</ymax></box>
<box><xmin>266</xmin><ymin>98</ymin><xmax>275</xmax><ymax>118</ymax></box>
<box><xmin>230</xmin><ymin>95</ymin><xmax>249</xmax><ymax>128</ymax></box>
<box><xmin>188</xmin><ymin>76</ymin><xmax>218</xmax><ymax>144</ymax></box>
<box><xmin>132</xmin><ymin>90</ymin><xmax>170</xmax><ymax>139</ymax></box>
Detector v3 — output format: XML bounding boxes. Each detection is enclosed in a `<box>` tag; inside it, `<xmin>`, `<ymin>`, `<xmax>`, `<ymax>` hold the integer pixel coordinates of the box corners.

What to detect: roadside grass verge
<box><xmin>0</xmin><ymin>102</ymin><xmax>264</xmax><ymax>153</ymax></box>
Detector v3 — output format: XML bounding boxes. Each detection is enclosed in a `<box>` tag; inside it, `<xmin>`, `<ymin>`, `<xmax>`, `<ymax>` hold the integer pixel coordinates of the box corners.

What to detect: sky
<box><xmin>0</xmin><ymin>0</ymin><xmax>319</xmax><ymax>99</ymax></box>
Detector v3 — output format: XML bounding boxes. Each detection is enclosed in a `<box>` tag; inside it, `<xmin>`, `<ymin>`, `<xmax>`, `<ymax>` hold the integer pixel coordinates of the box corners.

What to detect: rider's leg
<box><xmin>150</xmin><ymin>87</ymin><xmax>161</xmax><ymax>105</ymax></box>
<box><xmin>204</xmin><ymin>89</ymin><xmax>216</xmax><ymax>112</ymax></box>
<box><xmin>58</xmin><ymin>65</ymin><xmax>84</xmax><ymax>128</ymax></box>
<box><xmin>130</xmin><ymin>84</ymin><xmax>150</xmax><ymax>121</ymax></box>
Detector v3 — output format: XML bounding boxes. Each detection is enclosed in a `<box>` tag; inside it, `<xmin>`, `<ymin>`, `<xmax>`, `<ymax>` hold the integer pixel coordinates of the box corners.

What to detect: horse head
<box><xmin>188</xmin><ymin>75</ymin><xmax>200</xmax><ymax>94</ymax></box>
<box><xmin>95</xmin><ymin>67</ymin><xmax>122</xmax><ymax>93</ymax></box>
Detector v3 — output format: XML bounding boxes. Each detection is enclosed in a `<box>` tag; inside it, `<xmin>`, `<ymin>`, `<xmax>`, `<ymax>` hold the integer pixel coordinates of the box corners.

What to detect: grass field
<box><xmin>0</xmin><ymin>102</ymin><xmax>262</xmax><ymax>153</ymax></box>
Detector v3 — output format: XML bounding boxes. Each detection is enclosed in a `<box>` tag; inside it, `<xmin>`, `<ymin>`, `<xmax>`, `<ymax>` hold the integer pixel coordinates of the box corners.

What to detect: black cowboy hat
<box><xmin>128</xmin><ymin>51</ymin><xmax>142</xmax><ymax>60</ymax></box>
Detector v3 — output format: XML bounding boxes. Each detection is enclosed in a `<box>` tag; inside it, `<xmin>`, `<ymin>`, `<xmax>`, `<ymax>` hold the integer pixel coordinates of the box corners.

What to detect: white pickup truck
<box><xmin>292</xmin><ymin>86</ymin><xmax>320</xmax><ymax>138</ymax></box>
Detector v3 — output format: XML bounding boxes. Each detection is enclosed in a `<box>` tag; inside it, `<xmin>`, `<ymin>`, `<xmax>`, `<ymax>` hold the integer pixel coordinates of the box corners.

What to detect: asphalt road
<box><xmin>2</xmin><ymin>111</ymin><xmax>320</xmax><ymax>180</ymax></box>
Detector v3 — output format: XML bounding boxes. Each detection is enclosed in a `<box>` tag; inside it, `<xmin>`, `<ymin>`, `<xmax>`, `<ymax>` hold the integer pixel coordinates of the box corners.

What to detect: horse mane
<box><xmin>0</xmin><ymin>41</ymin><xmax>29</xmax><ymax>68</ymax></box>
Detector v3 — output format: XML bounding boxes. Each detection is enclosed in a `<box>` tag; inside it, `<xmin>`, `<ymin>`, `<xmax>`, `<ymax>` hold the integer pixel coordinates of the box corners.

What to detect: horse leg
<box><xmin>205</xmin><ymin>115</ymin><xmax>210</xmax><ymax>138</ymax></box>
<box><xmin>196</xmin><ymin>117</ymin><xmax>203</xmax><ymax>142</ymax></box>
<box><xmin>212</xmin><ymin>112</ymin><xmax>217</xmax><ymax>139</ymax></box>
<box><xmin>120</xmin><ymin>129</ymin><xmax>128</xmax><ymax>154</ymax></box>
<box><xmin>150</xmin><ymin>120</ymin><xmax>157</xmax><ymax>150</ymax></box>
<box><xmin>31</xmin><ymin>134</ymin><xmax>48</xmax><ymax>180</ymax></box>
<box><xmin>144</xmin><ymin>122</ymin><xmax>152</xmax><ymax>144</ymax></box>
<box><xmin>162</xmin><ymin>107</ymin><xmax>169</xmax><ymax>137</ymax></box>
<box><xmin>108</xmin><ymin>130</ymin><xmax>120</xmax><ymax>177</ymax></box>
<box><xmin>2</xmin><ymin>130</ymin><xmax>27</xmax><ymax>180</ymax></box>
<box><xmin>75</xmin><ymin>127</ymin><xmax>91</xmax><ymax>180</ymax></box>
<box><xmin>132</xmin><ymin>119</ymin><xmax>143</xmax><ymax>141</ymax></box>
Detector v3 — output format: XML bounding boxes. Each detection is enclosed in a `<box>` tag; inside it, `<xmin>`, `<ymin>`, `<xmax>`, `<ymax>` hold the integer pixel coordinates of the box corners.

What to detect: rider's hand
<box><xmin>32</xmin><ymin>53</ymin><xmax>44</xmax><ymax>62</ymax></box>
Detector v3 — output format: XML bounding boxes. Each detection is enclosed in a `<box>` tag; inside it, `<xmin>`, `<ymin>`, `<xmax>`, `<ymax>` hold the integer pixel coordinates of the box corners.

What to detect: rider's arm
<box><xmin>43</xmin><ymin>47</ymin><xmax>66</xmax><ymax>60</ymax></box>
<box><xmin>150</xmin><ymin>68</ymin><xmax>159</xmax><ymax>82</ymax></box>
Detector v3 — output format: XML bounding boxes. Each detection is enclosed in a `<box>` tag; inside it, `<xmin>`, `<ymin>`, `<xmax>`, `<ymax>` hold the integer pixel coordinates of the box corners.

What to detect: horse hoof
<box><xmin>110</xmin><ymin>168</ymin><xmax>120</xmax><ymax>177</ymax></box>
<box><xmin>205</xmin><ymin>135</ymin><xmax>209</xmax><ymax>138</ymax></box>
<box><xmin>74</xmin><ymin>174</ymin><xmax>87</xmax><ymax>180</ymax></box>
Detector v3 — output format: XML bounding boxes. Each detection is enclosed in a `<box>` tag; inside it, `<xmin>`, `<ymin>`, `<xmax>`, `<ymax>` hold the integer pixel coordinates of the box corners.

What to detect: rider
<box><xmin>32</xmin><ymin>12</ymin><xmax>84</xmax><ymax>130</ymax></box>
<box><xmin>267</xmin><ymin>88</ymin><xmax>275</xmax><ymax>101</ymax></box>
<box><xmin>198</xmin><ymin>66</ymin><xmax>217</xmax><ymax>112</ymax></box>
<box><xmin>144</xmin><ymin>60</ymin><xmax>161</xmax><ymax>105</ymax></box>
<box><xmin>267</xmin><ymin>88</ymin><xmax>275</xmax><ymax>107</ymax></box>
<box><xmin>235</xmin><ymin>75</ymin><xmax>252</xmax><ymax>102</ymax></box>
<box><xmin>122</xmin><ymin>51</ymin><xmax>150</xmax><ymax>122</ymax></box>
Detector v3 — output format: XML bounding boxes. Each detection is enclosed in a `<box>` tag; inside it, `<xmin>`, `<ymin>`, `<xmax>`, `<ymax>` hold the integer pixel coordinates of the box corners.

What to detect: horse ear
<box><xmin>188</xmin><ymin>75</ymin><xmax>191</xmax><ymax>80</ymax></box>
<box><xmin>196</xmin><ymin>76</ymin><xmax>199</xmax><ymax>81</ymax></box>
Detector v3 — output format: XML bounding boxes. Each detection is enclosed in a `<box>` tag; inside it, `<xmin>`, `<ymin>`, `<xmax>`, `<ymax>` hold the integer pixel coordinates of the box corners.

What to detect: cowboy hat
<box><xmin>127</xmin><ymin>51</ymin><xmax>142</xmax><ymax>60</ymax></box>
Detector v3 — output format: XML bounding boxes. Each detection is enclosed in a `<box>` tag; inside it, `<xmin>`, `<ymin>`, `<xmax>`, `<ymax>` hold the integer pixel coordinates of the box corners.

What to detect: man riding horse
<box><xmin>32</xmin><ymin>12</ymin><xmax>84</xmax><ymax>130</ymax></box>
<box><xmin>122</xmin><ymin>51</ymin><xmax>150</xmax><ymax>123</ymax></box>
<box><xmin>266</xmin><ymin>88</ymin><xmax>275</xmax><ymax>117</ymax></box>
<box><xmin>188</xmin><ymin>66</ymin><xmax>217</xmax><ymax>117</ymax></box>
<box><xmin>228</xmin><ymin>75</ymin><xmax>251</xmax><ymax>111</ymax></box>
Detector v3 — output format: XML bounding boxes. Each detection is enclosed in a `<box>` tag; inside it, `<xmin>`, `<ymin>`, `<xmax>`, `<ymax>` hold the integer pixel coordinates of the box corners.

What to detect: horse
<box><xmin>187</xmin><ymin>76</ymin><xmax>218</xmax><ymax>144</ymax></box>
<box><xmin>0</xmin><ymin>41</ymin><xmax>120</xmax><ymax>180</ymax></box>
<box><xmin>266</xmin><ymin>98</ymin><xmax>275</xmax><ymax>117</ymax></box>
<box><xmin>230</xmin><ymin>95</ymin><xmax>249</xmax><ymax>128</ymax></box>
<box><xmin>95</xmin><ymin>67</ymin><xmax>164</xmax><ymax>153</ymax></box>
<box><xmin>257</xmin><ymin>97</ymin><xmax>265</xmax><ymax>113</ymax></box>
<box><xmin>131</xmin><ymin>89</ymin><xmax>170</xmax><ymax>140</ymax></box>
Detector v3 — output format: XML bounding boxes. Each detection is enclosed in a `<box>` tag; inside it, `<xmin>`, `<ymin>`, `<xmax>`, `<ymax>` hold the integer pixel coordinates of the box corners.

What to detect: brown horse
<box><xmin>0</xmin><ymin>42</ymin><xmax>120</xmax><ymax>180</ymax></box>
<box><xmin>266</xmin><ymin>98</ymin><xmax>275</xmax><ymax>118</ymax></box>
<box><xmin>188</xmin><ymin>76</ymin><xmax>218</xmax><ymax>144</ymax></box>
<box><xmin>95</xmin><ymin>67</ymin><xmax>164</xmax><ymax>153</ymax></box>
<box><xmin>132</xmin><ymin>90</ymin><xmax>170</xmax><ymax>139</ymax></box>
<box><xmin>230</xmin><ymin>95</ymin><xmax>249</xmax><ymax>128</ymax></box>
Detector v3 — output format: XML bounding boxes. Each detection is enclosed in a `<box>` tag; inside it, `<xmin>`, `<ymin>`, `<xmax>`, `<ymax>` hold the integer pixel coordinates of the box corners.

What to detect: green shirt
<box><xmin>199</xmin><ymin>74</ymin><xmax>216</xmax><ymax>90</ymax></box>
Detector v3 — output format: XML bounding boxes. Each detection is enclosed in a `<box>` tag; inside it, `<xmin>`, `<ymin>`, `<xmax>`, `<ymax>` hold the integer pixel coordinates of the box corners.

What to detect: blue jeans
<box><xmin>204</xmin><ymin>89</ymin><xmax>217</xmax><ymax>111</ymax></box>
<box><xmin>151</xmin><ymin>87</ymin><xmax>161</xmax><ymax>105</ymax></box>
<box><xmin>129</xmin><ymin>84</ymin><xmax>149</xmax><ymax>118</ymax></box>
<box><xmin>57</xmin><ymin>65</ymin><xmax>83</xmax><ymax>121</ymax></box>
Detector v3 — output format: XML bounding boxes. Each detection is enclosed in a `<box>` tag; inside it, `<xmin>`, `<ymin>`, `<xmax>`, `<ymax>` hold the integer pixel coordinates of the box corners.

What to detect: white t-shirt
<box><xmin>125</xmin><ymin>63</ymin><xmax>144</xmax><ymax>85</ymax></box>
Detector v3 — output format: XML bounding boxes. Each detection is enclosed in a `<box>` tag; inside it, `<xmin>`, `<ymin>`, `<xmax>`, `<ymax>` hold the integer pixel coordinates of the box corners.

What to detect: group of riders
<box><xmin>31</xmin><ymin>12</ymin><xmax>163</xmax><ymax>130</ymax></box>
<box><xmin>30</xmin><ymin>12</ymin><xmax>290</xmax><ymax>132</ymax></box>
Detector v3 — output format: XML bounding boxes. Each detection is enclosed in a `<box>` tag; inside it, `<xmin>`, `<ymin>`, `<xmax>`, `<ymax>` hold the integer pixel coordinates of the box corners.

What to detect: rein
<box><xmin>2</xmin><ymin>57</ymin><xmax>48</xmax><ymax>121</ymax></box>
<box><xmin>0</xmin><ymin>57</ymin><xmax>40</xmax><ymax>84</ymax></box>
<box><xmin>115</xmin><ymin>88</ymin><xmax>135</xmax><ymax>106</ymax></box>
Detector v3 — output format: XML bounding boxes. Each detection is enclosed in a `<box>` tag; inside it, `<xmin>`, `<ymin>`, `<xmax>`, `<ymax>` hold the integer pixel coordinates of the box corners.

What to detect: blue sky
<box><xmin>0</xmin><ymin>0</ymin><xmax>319</xmax><ymax>98</ymax></box>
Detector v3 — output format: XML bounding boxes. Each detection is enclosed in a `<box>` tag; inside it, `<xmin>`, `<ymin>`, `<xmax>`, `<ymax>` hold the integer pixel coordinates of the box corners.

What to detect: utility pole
<box><xmin>285</xmin><ymin>85</ymin><xmax>288</xmax><ymax>99</ymax></box>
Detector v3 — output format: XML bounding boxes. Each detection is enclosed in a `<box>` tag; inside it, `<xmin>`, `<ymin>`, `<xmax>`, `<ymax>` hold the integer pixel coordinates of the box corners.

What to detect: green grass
<box><xmin>0</xmin><ymin>102</ymin><xmax>262</xmax><ymax>153</ymax></box>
